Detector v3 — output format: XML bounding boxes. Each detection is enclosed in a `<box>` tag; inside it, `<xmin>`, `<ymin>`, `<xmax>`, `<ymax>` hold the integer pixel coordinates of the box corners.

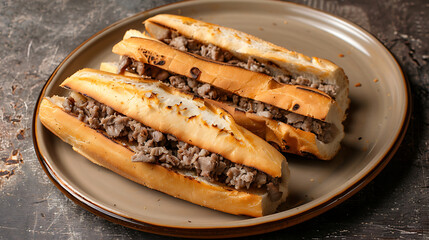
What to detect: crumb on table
<box><xmin>355</xmin><ymin>83</ymin><xmax>362</xmax><ymax>87</ymax></box>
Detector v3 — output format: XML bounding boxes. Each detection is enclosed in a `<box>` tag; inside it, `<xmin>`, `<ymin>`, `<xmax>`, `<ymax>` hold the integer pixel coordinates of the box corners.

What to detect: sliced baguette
<box><xmin>112</xmin><ymin>36</ymin><xmax>342</xmax><ymax>124</ymax></box>
<box><xmin>39</xmin><ymin>96</ymin><xmax>289</xmax><ymax>217</ymax></box>
<box><xmin>60</xmin><ymin>68</ymin><xmax>286</xmax><ymax>177</ymax></box>
<box><xmin>100</xmin><ymin>62</ymin><xmax>343</xmax><ymax>160</ymax></box>
<box><xmin>144</xmin><ymin>14</ymin><xmax>349</xmax><ymax>118</ymax></box>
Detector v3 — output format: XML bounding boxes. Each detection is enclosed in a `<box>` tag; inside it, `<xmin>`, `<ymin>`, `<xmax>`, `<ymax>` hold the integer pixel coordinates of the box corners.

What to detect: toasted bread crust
<box><xmin>112</xmin><ymin>37</ymin><xmax>340</xmax><ymax>122</ymax></box>
<box><xmin>60</xmin><ymin>68</ymin><xmax>285</xmax><ymax>177</ymax></box>
<box><xmin>206</xmin><ymin>100</ymin><xmax>342</xmax><ymax>160</ymax></box>
<box><xmin>144</xmin><ymin>14</ymin><xmax>349</xmax><ymax>117</ymax></box>
<box><xmin>39</xmin><ymin>98</ymin><xmax>284</xmax><ymax>217</ymax></box>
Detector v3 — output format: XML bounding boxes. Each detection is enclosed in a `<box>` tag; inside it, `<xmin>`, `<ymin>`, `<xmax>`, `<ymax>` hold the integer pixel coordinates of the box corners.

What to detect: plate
<box><xmin>32</xmin><ymin>0</ymin><xmax>410</xmax><ymax>238</ymax></box>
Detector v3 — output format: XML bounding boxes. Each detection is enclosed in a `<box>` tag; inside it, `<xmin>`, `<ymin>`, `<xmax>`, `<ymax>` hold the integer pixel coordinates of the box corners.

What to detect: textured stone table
<box><xmin>0</xmin><ymin>0</ymin><xmax>427</xmax><ymax>239</ymax></box>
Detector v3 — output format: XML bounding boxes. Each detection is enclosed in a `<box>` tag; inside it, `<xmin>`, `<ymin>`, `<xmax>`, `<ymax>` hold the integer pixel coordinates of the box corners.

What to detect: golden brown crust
<box><xmin>38</xmin><ymin>98</ymin><xmax>277</xmax><ymax>217</ymax></box>
<box><xmin>60</xmin><ymin>68</ymin><xmax>285</xmax><ymax>177</ymax></box>
<box><xmin>206</xmin><ymin>100</ymin><xmax>340</xmax><ymax>160</ymax></box>
<box><xmin>100</xmin><ymin>62</ymin><xmax>342</xmax><ymax>160</ymax></box>
<box><xmin>112</xmin><ymin>37</ymin><xmax>340</xmax><ymax>122</ymax></box>
<box><xmin>144</xmin><ymin>14</ymin><xmax>350</xmax><ymax>117</ymax></box>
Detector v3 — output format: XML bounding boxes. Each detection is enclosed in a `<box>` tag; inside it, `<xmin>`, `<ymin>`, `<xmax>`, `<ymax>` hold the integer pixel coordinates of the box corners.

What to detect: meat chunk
<box><xmin>226</xmin><ymin>166</ymin><xmax>256</xmax><ymax>189</ymax></box>
<box><xmin>200</xmin><ymin>44</ymin><xmax>224</xmax><ymax>61</ymax></box>
<box><xmin>246</xmin><ymin>57</ymin><xmax>270</xmax><ymax>75</ymax></box>
<box><xmin>198</xmin><ymin>155</ymin><xmax>217</xmax><ymax>178</ymax></box>
<box><xmin>197</xmin><ymin>83</ymin><xmax>217</xmax><ymax>99</ymax></box>
<box><xmin>151</xmin><ymin>131</ymin><xmax>165</xmax><ymax>143</ymax></box>
<box><xmin>101</xmin><ymin>115</ymin><xmax>128</xmax><ymax>137</ymax></box>
<box><xmin>169</xmin><ymin>36</ymin><xmax>188</xmax><ymax>51</ymax></box>
<box><xmin>169</xmin><ymin>76</ymin><xmax>191</xmax><ymax>93</ymax></box>
<box><xmin>132</xmin><ymin>152</ymin><xmax>155</xmax><ymax>163</ymax></box>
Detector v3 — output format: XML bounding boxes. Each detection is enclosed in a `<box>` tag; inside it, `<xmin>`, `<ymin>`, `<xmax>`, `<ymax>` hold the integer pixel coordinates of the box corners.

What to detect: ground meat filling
<box><xmin>62</xmin><ymin>96</ymin><xmax>281</xmax><ymax>199</ymax></box>
<box><xmin>159</xmin><ymin>30</ymin><xmax>339</xmax><ymax>98</ymax></box>
<box><xmin>118</xmin><ymin>57</ymin><xmax>337</xmax><ymax>143</ymax></box>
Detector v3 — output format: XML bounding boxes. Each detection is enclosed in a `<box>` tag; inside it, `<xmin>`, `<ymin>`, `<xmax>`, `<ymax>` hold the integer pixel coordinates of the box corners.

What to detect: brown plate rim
<box><xmin>32</xmin><ymin>0</ymin><xmax>411</xmax><ymax>238</ymax></box>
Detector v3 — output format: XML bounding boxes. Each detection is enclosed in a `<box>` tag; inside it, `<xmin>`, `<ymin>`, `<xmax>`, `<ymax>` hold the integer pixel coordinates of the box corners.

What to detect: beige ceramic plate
<box><xmin>32</xmin><ymin>0</ymin><xmax>410</xmax><ymax>238</ymax></box>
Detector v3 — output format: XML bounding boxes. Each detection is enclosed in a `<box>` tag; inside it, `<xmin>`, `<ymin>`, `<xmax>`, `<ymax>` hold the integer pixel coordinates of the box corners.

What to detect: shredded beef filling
<box><xmin>118</xmin><ymin>56</ymin><xmax>337</xmax><ymax>143</ymax></box>
<box><xmin>159</xmin><ymin>30</ymin><xmax>338</xmax><ymax>98</ymax></box>
<box><xmin>62</xmin><ymin>95</ymin><xmax>281</xmax><ymax>200</ymax></box>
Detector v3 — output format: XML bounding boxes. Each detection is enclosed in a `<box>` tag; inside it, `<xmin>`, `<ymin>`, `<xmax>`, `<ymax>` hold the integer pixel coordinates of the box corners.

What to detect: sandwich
<box><xmin>38</xmin><ymin>68</ymin><xmax>289</xmax><ymax>217</ymax></box>
<box><xmin>107</xmin><ymin>14</ymin><xmax>349</xmax><ymax>160</ymax></box>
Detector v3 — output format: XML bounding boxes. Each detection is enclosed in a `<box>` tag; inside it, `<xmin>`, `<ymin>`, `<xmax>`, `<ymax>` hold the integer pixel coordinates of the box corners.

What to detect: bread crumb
<box><xmin>338</xmin><ymin>54</ymin><xmax>344</xmax><ymax>58</ymax></box>
<box><xmin>373</xmin><ymin>78</ymin><xmax>379</xmax><ymax>82</ymax></box>
<box><xmin>272</xmin><ymin>22</ymin><xmax>277</xmax><ymax>26</ymax></box>
<box><xmin>310</xmin><ymin>178</ymin><xmax>314</xmax><ymax>182</ymax></box>
<box><xmin>283</xmin><ymin>20</ymin><xmax>288</xmax><ymax>24</ymax></box>
<box><xmin>355</xmin><ymin>83</ymin><xmax>362</xmax><ymax>87</ymax></box>
<box><xmin>258</xmin><ymin>27</ymin><xmax>264</xmax><ymax>31</ymax></box>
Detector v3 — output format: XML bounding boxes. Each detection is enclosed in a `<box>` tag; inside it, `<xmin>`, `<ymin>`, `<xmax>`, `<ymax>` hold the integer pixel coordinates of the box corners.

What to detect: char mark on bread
<box><xmin>190</xmin><ymin>67</ymin><xmax>201</xmax><ymax>79</ymax></box>
<box><xmin>292</xmin><ymin>104</ymin><xmax>300</xmax><ymax>111</ymax></box>
<box><xmin>138</xmin><ymin>48</ymin><xmax>166</xmax><ymax>66</ymax></box>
